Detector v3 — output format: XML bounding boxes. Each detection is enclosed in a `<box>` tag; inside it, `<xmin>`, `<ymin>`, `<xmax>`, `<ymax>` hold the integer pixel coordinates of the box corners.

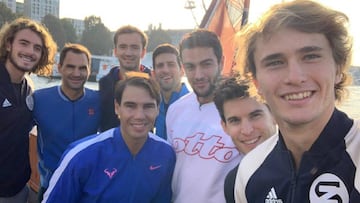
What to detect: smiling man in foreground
<box><xmin>234</xmin><ymin>0</ymin><xmax>360</xmax><ymax>202</ymax></box>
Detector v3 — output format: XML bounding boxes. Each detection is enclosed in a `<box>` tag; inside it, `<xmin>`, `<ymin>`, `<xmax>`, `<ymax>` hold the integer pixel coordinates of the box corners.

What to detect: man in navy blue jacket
<box><xmin>234</xmin><ymin>1</ymin><xmax>360</xmax><ymax>202</ymax></box>
<box><xmin>99</xmin><ymin>25</ymin><xmax>151</xmax><ymax>132</ymax></box>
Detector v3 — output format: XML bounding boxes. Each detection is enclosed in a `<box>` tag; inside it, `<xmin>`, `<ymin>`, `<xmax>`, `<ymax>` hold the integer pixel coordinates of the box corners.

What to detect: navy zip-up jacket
<box><xmin>0</xmin><ymin>63</ymin><xmax>32</xmax><ymax>196</ymax></box>
<box><xmin>235</xmin><ymin>109</ymin><xmax>360</xmax><ymax>202</ymax></box>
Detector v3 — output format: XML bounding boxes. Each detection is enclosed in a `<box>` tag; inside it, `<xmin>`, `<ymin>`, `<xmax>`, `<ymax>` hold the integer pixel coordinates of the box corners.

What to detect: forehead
<box><xmin>155</xmin><ymin>53</ymin><xmax>178</xmax><ymax>63</ymax></box>
<box><xmin>223</xmin><ymin>97</ymin><xmax>267</xmax><ymax>116</ymax></box>
<box><xmin>14</xmin><ymin>28</ymin><xmax>42</xmax><ymax>45</ymax></box>
<box><xmin>63</xmin><ymin>51</ymin><xmax>89</xmax><ymax>64</ymax></box>
<box><xmin>181</xmin><ymin>47</ymin><xmax>217</xmax><ymax>63</ymax></box>
<box><xmin>116</xmin><ymin>33</ymin><xmax>142</xmax><ymax>45</ymax></box>
<box><xmin>254</xmin><ymin>28</ymin><xmax>330</xmax><ymax>62</ymax></box>
<box><xmin>121</xmin><ymin>85</ymin><xmax>155</xmax><ymax>104</ymax></box>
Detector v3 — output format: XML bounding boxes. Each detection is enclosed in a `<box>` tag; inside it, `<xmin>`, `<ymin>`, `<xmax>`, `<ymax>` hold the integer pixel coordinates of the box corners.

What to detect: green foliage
<box><xmin>147</xmin><ymin>24</ymin><xmax>172</xmax><ymax>52</ymax></box>
<box><xmin>61</xmin><ymin>18</ymin><xmax>78</xmax><ymax>43</ymax></box>
<box><xmin>80</xmin><ymin>16</ymin><xmax>112</xmax><ymax>55</ymax></box>
<box><xmin>42</xmin><ymin>14</ymin><xmax>66</xmax><ymax>50</ymax></box>
<box><xmin>0</xmin><ymin>2</ymin><xmax>19</xmax><ymax>28</ymax></box>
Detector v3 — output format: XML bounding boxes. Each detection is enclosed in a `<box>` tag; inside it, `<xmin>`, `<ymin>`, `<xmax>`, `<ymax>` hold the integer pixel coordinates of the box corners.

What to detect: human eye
<box><xmin>80</xmin><ymin>66</ymin><xmax>88</xmax><ymax>71</ymax></box>
<box><xmin>184</xmin><ymin>64</ymin><xmax>195</xmax><ymax>72</ymax></box>
<box><xmin>34</xmin><ymin>45</ymin><xmax>42</xmax><ymax>53</ymax></box>
<box><xmin>131</xmin><ymin>45</ymin><xmax>140</xmax><ymax>50</ymax></box>
<box><xmin>144</xmin><ymin>103</ymin><xmax>156</xmax><ymax>109</ymax></box>
<box><xmin>264</xmin><ymin>59</ymin><xmax>283</xmax><ymax>68</ymax></box>
<box><xmin>228</xmin><ymin>117</ymin><xmax>240</xmax><ymax>125</ymax></box>
<box><xmin>250</xmin><ymin>110</ymin><xmax>264</xmax><ymax>120</ymax></box>
<box><xmin>303</xmin><ymin>53</ymin><xmax>321</xmax><ymax>61</ymax></box>
<box><xmin>118</xmin><ymin>44</ymin><xmax>127</xmax><ymax>50</ymax></box>
<box><xmin>124</xmin><ymin>103</ymin><xmax>136</xmax><ymax>109</ymax></box>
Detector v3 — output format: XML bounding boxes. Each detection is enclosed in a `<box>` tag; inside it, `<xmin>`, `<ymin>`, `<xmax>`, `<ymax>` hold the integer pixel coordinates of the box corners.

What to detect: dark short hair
<box><xmin>59</xmin><ymin>43</ymin><xmax>91</xmax><ymax>67</ymax></box>
<box><xmin>152</xmin><ymin>43</ymin><xmax>181</xmax><ymax>69</ymax></box>
<box><xmin>113</xmin><ymin>25</ymin><xmax>148</xmax><ymax>49</ymax></box>
<box><xmin>179</xmin><ymin>29</ymin><xmax>222</xmax><ymax>64</ymax></box>
<box><xmin>214</xmin><ymin>73</ymin><xmax>260</xmax><ymax>122</ymax></box>
<box><xmin>114</xmin><ymin>76</ymin><xmax>160</xmax><ymax>106</ymax></box>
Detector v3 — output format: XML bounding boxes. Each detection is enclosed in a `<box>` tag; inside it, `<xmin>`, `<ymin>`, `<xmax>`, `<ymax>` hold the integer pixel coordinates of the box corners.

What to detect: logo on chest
<box><xmin>172</xmin><ymin>132</ymin><xmax>238</xmax><ymax>163</ymax></box>
<box><xmin>309</xmin><ymin>173</ymin><xmax>349</xmax><ymax>202</ymax></box>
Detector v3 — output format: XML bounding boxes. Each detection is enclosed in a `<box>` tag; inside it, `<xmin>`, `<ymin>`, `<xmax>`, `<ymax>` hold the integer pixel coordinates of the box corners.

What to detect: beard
<box><xmin>8</xmin><ymin>49</ymin><xmax>37</xmax><ymax>73</ymax></box>
<box><xmin>194</xmin><ymin>69</ymin><xmax>221</xmax><ymax>98</ymax></box>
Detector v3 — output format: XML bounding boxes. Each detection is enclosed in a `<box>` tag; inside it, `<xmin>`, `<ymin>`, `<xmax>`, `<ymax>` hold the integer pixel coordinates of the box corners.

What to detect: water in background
<box><xmin>30</xmin><ymin>74</ymin><xmax>360</xmax><ymax>119</ymax></box>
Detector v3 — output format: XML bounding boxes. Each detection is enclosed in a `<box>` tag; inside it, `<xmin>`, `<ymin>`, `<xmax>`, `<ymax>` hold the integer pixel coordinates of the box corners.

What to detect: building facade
<box><xmin>24</xmin><ymin>0</ymin><xmax>59</xmax><ymax>22</ymax></box>
<box><xmin>0</xmin><ymin>0</ymin><xmax>16</xmax><ymax>13</ymax></box>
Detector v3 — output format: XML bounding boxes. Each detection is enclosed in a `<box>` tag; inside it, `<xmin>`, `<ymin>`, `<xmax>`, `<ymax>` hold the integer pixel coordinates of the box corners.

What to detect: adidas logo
<box><xmin>2</xmin><ymin>99</ymin><xmax>12</xmax><ymax>108</ymax></box>
<box><xmin>265</xmin><ymin>187</ymin><xmax>283</xmax><ymax>203</ymax></box>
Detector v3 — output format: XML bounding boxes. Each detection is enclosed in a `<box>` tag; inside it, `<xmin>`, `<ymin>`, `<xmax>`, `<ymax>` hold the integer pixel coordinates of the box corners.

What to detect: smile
<box><xmin>284</xmin><ymin>91</ymin><xmax>312</xmax><ymax>100</ymax></box>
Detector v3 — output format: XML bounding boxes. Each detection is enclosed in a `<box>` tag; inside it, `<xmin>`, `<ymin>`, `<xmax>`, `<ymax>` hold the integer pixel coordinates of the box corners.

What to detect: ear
<box><xmin>57</xmin><ymin>64</ymin><xmax>62</xmax><ymax>74</ymax></box>
<box><xmin>114</xmin><ymin>99</ymin><xmax>120</xmax><ymax>118</ymax></box>
<box><xmin>335</xmin><ymin>66</ymin><xmax>342</xmax><ymax>85</ymax></box>
<box><xmin>140</xmin><ymin>48</ymin><xmax>146</xmax><ymax>59</ymax></box>
<box><xmin>253</xmin><ymin>78</ymin><xmax>263</xmax><ymax>96</ymax></box>
<box><xmin>6</xmin><ymin>41</ymin><xmax>11</xmax><ymax>51</ymax></box>
<box><xmin>180</xmin><ymin>65</ymin><xmax>185</xmax><ymax>76</ymax></box>
<box><xmin>219</xmin><ymin>55</ymin><xmax>225</xmax><ymax>72</ymax></box>
<box><xmin>221</xmin><ymin>120</ymin><xmax>228</xmax><ymax>135</ymax></box>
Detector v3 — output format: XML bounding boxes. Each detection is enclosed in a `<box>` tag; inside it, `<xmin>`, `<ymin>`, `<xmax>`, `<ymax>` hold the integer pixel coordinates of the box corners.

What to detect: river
<box><xmin>30</xmin><ymin>74</ymin><xmax>360</xmax><ymax>119</ymax></box>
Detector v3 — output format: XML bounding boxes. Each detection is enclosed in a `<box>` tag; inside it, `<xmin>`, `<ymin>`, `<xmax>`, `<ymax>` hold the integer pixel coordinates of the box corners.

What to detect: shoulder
<box><xmin>99</xmin><ymin>66</ymin><xmax>119</xmax><ymax>84</ymax></box>
<box><xmin>33</xmin><ymin>86</ymin><xmax>58</xmax><ymax>98</ymax></box>
<box><xmin>169</xmin><ymin>92</ymin><xmax>194</xmax><ymax>109</ymax></box>
<box><xmin>238</xmin><ymin>133</ymin><xmax>279</xmax><ymax>181</ymax></box>
<box><xmin>148</xmin><ymin>133</ymin><xmax>175</xmax><ymax>155</ymax></box>
<box><xmin>64</xmin><ymin>129</ymin><xmax>116</xmax><ymax>161</ymax></box>
<box><xmin>84</xmin><ymin>88</ymin><xmax>100</xmax><ymax>98</ymax></box>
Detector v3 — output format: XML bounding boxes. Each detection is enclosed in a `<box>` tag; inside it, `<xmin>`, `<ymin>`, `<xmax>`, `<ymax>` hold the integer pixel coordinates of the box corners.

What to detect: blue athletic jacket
<box><xmin>154</xmin><ymin>83</ymin><xmax>189</xmax><ymax>140</ymax></box>
<box><xmin>33</xmin><ymin>86</ymin><xmax>101</xmax><ymax>188</ymax></box>
<box><xmin>43</xmin><ymin>127</ymin><xmax>176</xmax><ymax>203</ymax></box>
<box><xmin>235</xmin><ymin>109</ymin><xmax>360</xmax><ymax>203</ymax></box>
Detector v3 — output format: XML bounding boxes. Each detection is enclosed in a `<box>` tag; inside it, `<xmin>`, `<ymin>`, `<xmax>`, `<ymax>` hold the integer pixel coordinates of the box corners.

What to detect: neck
<box><xmin>278</xmin><ymin>107</ymin><xmax>334</xmax><ymax>170</ymax></box>
<box><xmin>121</xmin><ymin>130</ymin><xmax>147</xmax><ymax>156</ymax></box>
<box><xmin>5</xmin><ymin>60</ymin><xmax>26</xmax><ymax>83</ymax></box>
<box><xmin>60</xmin><ymin>85</ymin><xmax>84</xmax><ymax>101</ymax></box>
<box><xmin>119</xmin><ymin>65</ymin><xmax>141</xmax><ymax>79</ymax></box>
<box><xmin>163</xmin><ymin>83</ymin><xmax>182</xmax><ymax>103</ymax></box>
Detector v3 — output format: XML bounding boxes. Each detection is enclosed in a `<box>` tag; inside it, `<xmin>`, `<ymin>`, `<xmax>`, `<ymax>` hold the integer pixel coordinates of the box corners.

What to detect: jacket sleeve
<box><xmin>42</xmin><ymin>151</ymin><xmax>84</xmax><ymax>203</ymax></box>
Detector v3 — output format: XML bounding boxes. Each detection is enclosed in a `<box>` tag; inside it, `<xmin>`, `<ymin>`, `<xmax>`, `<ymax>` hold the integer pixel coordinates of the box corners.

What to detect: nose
<box><xmin>194</xmin><ymin>66</ymin><xmax>204</xmax><ymax>80</ymax></box>
<box><xmin>134</xmin><ymin>107</ymin><xmax>146</xmax><ymax>119</ymax></box>
<box><xmin>284</xmin><ymin>60</ymin><xmax>307</xmax><ymax>84</ymax></box>
<box><xmin>240</xmin><ymin>120</ymin><xmax>254</xmax><ymax>136</ymax></box>
<box><xmin>72</xmin><ymin>67</ymin><xmax>81</xmax><ymax>76</ymax></box>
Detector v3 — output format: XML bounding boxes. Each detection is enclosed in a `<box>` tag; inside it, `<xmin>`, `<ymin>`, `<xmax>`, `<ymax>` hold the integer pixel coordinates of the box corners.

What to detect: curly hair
<box><xmin>0</xmin><ymin>17</ymin><xmax>57</xmax><ymax>76</ymax></box>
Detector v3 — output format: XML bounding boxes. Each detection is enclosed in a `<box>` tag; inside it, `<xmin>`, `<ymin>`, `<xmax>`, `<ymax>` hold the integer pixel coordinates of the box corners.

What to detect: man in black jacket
<box><xmin>0</xmin><ymin>18</ymin><xmax>56</xmax><ymax>202</ymax></box>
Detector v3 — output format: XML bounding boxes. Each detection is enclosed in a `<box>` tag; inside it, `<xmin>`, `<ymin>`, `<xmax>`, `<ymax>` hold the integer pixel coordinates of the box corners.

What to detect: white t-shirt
<box><xmin>167</xmin><ymin>92</ymin><xmax>243</xmax><ymax>203</ymax></box>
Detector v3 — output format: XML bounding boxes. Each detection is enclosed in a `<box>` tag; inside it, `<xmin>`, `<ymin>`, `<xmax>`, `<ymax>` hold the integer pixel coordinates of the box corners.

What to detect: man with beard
<box><xmin>166</xmin><ymin>30</ymin><xmax>242</xmax><ymax>203</ymax></box>
<box><xmin>32</xmin><ymin>43</ymin><xmax>101</xmax><ymax>202</ymax></box>
<box><xmin>99</xmin><ymin>25</ymin><xmax>151</xmax><ymax>132</ymax></box>
<box><xmin>0</xmin><ymin>18</ymin><xmax>57</xmax><ymax>202</ymax></box>
<box><xmin>152</xmin><ymin>43</ymin><xmax>189</xmax><ymax>139</ymax></box>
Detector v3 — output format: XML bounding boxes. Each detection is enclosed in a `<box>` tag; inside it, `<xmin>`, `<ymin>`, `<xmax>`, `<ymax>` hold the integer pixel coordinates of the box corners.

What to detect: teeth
<box><xmin>284</xmin><ymin>91</ymin><xmax>311</xmax><ymax>100</ymax></box>
<box><xmin>20</xmin><ymin>55</ymin><xmax>33</xmax><ymax>62</ymax></box>
<box><xmin>242</xmin><ymin>137</ymin><xmax>259</xmax><ymax>145</ymax></box>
